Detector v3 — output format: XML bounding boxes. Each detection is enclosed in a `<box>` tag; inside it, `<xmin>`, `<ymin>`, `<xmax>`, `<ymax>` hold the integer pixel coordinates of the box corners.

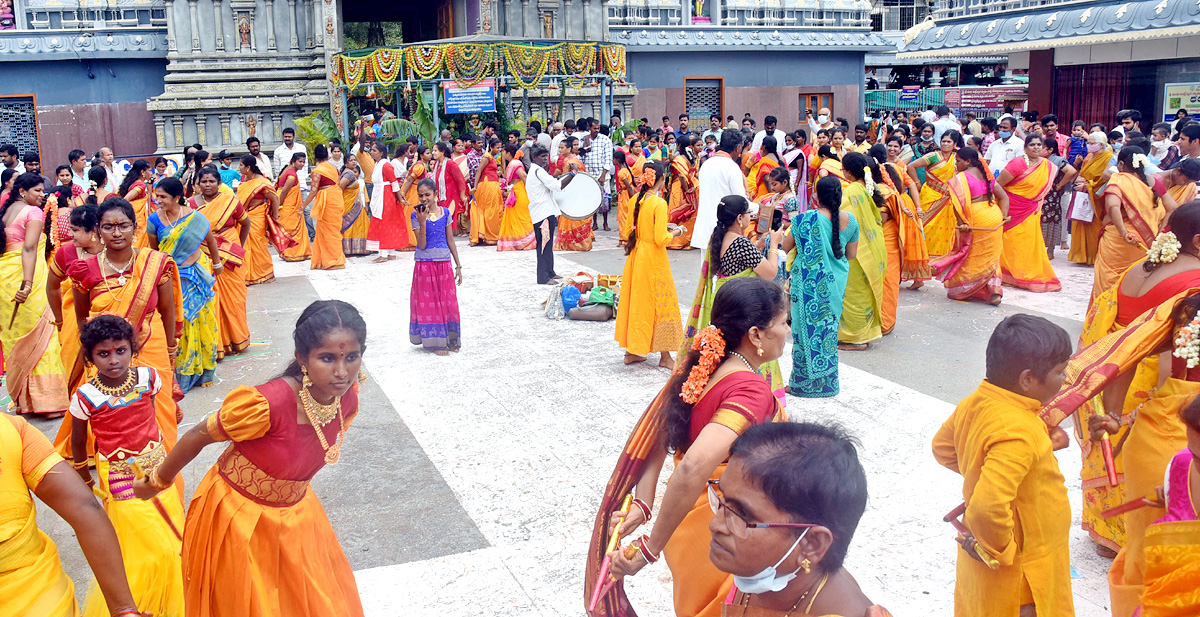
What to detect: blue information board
<box><xmin>444</xmin><ymin>79</ymin><xmax>497</xmax><ymax>114</ymax></box>
<box><xmin>899</xmin><ymin>86</ymin><xmax>920</xmax><ymax>102</ymax></box>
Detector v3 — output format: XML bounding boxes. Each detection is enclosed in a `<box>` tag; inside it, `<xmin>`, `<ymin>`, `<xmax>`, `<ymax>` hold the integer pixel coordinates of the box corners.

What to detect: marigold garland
<box><xmin>680</xmin><ymin>326</ymin><xmax>727</xmax><ymax>404</ymax></box>
<box><xmin>408</xmin><ymin>45</ymin><xmax>445</xmax><ymax>79</ymax></box>
<box><xmin>562</xmin><ymin>43</ymin><xmax>596</xmax><ymax>74</ymax></box>
<box><xmin>503</xmin><ymin>43</ymin><xmax>551</xmax><ymax>89</ymax></box>
<box><xmin>448</xmin><ymin>43</ymin><xmax>494</xmax><ymax>88</ymax></box>
<box><xmin>602</xmin><ymin>45</ymin><xmax>626</xmax><ymax>81</ymax></box>
<box><xmin>373</xmin><ymin>48</ymin><xmax>403</xmax><ymax>85</ymax></box>
<box><xmin>341</xmin><ymin>56</ymin><xmax>367</xmax><ymax>90</ymax></box>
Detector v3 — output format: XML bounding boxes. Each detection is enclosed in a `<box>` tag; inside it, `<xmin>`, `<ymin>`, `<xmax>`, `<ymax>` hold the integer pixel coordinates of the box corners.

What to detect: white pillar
<box><xmin>213</xmin><ymin>0</ymin><xmax>225</xmax><ymax>50</ymax></box>
<box><xmin>305</xmin><ymin>0</ymin><xmax>314</xmax><ymax>48</ymax></box>
<box><xmin>165</xmin><ymin>0</ymin><xmax>177</xmax><ymax>51</ymax></box>
<box><xmin>312</xmin><ymin>0</ymin><xmax>323</xmax><ymax>47</ymax></box>
<box><xmin>188</xmin><ymin>0</ymin><xmax>201</xmax><ymax>51</ymax></box>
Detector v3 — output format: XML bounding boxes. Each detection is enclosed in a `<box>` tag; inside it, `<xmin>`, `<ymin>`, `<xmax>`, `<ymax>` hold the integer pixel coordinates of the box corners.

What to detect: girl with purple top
<box><xmin>410</xmin><ymin>178</ymin><xmax>463</xmax><ymax>355</ymax></box>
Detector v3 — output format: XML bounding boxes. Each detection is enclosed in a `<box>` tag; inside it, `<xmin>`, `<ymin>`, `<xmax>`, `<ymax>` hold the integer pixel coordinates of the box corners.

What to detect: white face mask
<box><xmin>732</xmin><ymin>528</ymin><xmax>810</xmax><ymax>594</ymax></box>
<box><xmin>817</xmin><ymin>115</ymin><xmax>829</xmax><ymax>124</ymax></box>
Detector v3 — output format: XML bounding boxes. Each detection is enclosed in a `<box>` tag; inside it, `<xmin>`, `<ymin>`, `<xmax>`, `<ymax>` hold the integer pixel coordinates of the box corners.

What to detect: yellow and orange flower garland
<box><xmin>409</xmin><ymin>45</ymin><xmax>445</xmax><ymax>79</ymax></box>
<box><xmin>502</xmin><ymin>43</ymin><xmax>551</xmax><ymax>89</ymax></box>
<box><xmin>373</xmin><ymin>48</ymin><xmax>403</xmax><ymax>85</ymax></box>
<box><xmin>680</xmin><ymin>326</ymin><xmax>726</xmax><ymax>404</ymax></box>
<box><xmin>447</xmin><ymin>43</ymin><xmax>495</xmax><ymax>88</ymax></box>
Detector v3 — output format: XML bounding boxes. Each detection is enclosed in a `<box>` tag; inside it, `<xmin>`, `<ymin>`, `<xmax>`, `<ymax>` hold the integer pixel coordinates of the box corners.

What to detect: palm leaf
<box><xmin>294</xmin><ymin>111</ymin><xmax>341</xmax><ymax>160</ymax></box>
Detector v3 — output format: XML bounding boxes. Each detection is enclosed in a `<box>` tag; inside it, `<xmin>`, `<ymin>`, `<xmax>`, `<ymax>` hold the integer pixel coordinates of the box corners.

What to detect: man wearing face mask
<box><xmin>984</xmin><ymin>116</ymin><xmax>1025</xmax><ymax>175</ymax></box>
<box><xmin>806</xmin><ymin>107</ymin><xmax>835</xmax><ymax>135</ymax></box>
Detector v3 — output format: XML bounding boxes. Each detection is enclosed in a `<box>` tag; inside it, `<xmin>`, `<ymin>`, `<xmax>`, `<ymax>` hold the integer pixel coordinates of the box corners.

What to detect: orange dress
<box><xmin>470</xmin><ymin>154</ymin><xmax>503</xmax><ymax>245</ymax></box>
<box><xmin>193</xmin><ymin>192</ymin><xmax>251</xmax><ymax>357</ymax></box>
<box><xmin>237</xmin><ymin>176</ymin><xmax>278</xmax><ymax>284</ymax></box>
<box><xmin>555</xmin><ymin>156</ymin><xmax>593</xmax><ymax>251</ymax></box>
<box><xmin>183</xmin><ymin>379</ymin><xmax>364</xmax><ymax>617</ymax></box>
<box><xmin>309</xmin><ymin>162</ymin><xmax>345</xmax><ymax>270</ymax></box>
<box><xmin>125</xmin><ymin>181</ymin><xmax>152</xmax><ymax>249</ymax></box>
<box><xmin>274</xmin><ymin>168</ymin><xmax>311</xmax><ymax>262</ymax></box>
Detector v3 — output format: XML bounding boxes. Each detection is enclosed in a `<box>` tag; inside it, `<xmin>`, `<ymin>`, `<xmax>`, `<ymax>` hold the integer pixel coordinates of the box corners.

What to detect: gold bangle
<box><xmin>148</xmin><ymin>468</ymin><xmax>172</xmax><ymax>491</ymax></box>
<box><xmin>69</xmin><ymin>459</ymin><xmax>89</xmax><ymax>470</ymax></box>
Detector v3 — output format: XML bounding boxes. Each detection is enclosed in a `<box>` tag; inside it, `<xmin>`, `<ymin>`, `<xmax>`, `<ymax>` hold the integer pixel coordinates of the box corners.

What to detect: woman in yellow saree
<box><xmin>191</xmin><ymin>168</ymin><xmax>251</xmax><ymax>359</ymax></box>
<box><xmin>838</xmin><ymin>153</ymin><xmax>886</xmax><ymax>350</ymax></box>
<box><xmin>1</xmin><ymin>412</ymin><xmax>150</xmax><ymax>617</ymax></box>
<box><xmin>816</xmin><ymin>146</ymin><xmax>845</xmax><ymax>182</ymax></box>
<box><xmin>668</xmin><ymin>136</ymin><xmax>700</xmax><ymax>250</ymax></box>
<box><xmin>997</xmin><ymin>135</ymin><xmax>1063</xmax><ymax>292</ymax></box>
<box><xmin>339</xmin><ymin>154</ymin><xmax>370</xmax><ymax>256</ymax></box>
<box><xmin>0</xmin><ymin>173</ymin><xmax>69</xmax><ymax>418</ymax></box>
<box><xmin>304</xmin><ymin>146</ymin><xmax>346</xmax><ymax>271</ymax></box>
<box><xmin>238</xmin><ymin>157</ymin><xmax>280</xmax><ymax>284</ymax></box>
<box><xmin>497</xmin><ymin>145</ymin><xmax>535</xmax><ymax>251</ymax></box>
<box><xmin>275</xmin><ymin>153</ymin><xmax>311</xmax><ymax>263</ymax></box>
<box><xmin>1090</xmin><ymin>146</ymin><xmax>1173</xmax><ymax>307</ymax></box>
<box><xmin>1070</xmin><ymin>132</ymin><xmax>1114</xmax><ymax>266</ymax></box>
<box><xmin>907</xmin><ymin>130</ymin><xmax>963</xmax><ymax>256</ymax></box>
<box><xmin>118</xmin><ymin>160</ymin><xmax>154</xmax><ymax>249</ymax></box>
<box><xmin>589</xmin><ymin>277</ymin><xmax>787</xmax><ymax>617</ymax></box>
<box><xmin>929</xmin><ymin>147</ymin><xmax>1008</xmax><ymax>305</ymax></box>
<box><xmin>470</xmin><ymin>139</ymin><xmax>504</xmax><ymax>246</ymax></box>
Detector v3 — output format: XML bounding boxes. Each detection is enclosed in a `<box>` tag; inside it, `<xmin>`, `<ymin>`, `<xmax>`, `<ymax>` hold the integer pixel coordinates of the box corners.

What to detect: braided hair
<box><xmin>0</xmin><ymin>173</ymin><xmax>47</xmax><ymax>252</ymax></box>
<box><xmin>85</xmin><ymin>165</ymin><xmax>108</xmax><ymax>205</ymax></box>
<box><xmin>956</xmin><ymin>147</ymin><xmax>992</xmax><ymax>201</ymax></box>
<box><xmin>815</xmin><ymin>176</ymin><xmax>845</xmax><ymax>259</ymax></box>
<box><xmin>624</xmin><ymin>160</ymin><xmax>664</xmax><ymax>256</ymax></box>
<box><xmin>709</xmin><ymin>194</ymin><xmax>751</xmax><ymax>272</ymax></box>
<box><xmin>843</xmin><ymin>153</ymin><xmax>885</xmax><ymax>210</ymax></box>
<box><xmin>118</xmin><ymin>160</ymin><xmax>150</xmax><ymax>197</ymax></box>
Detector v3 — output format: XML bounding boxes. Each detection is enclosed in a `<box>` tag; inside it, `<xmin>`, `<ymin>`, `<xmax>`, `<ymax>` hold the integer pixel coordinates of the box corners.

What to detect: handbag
<box><xmin>265</xmin><ymin>214</ymin><xmax>299</xmax><ymax>252</ymax></box>
<box><xmin>589</xmin><ymin>286</ymin><xmax>615</xmax><ymax>306</ymax></box>
<box><xmin>1066</xmin><ymin>190</ymin><xmax>1094</xmax><ymax>223</ymax></box>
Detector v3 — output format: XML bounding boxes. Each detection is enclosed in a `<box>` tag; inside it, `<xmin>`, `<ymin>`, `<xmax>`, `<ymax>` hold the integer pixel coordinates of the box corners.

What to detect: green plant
<box><xmin>411</xmin><ymin>87</ymin><xmax>438</xmax><ymax>144</ymax></box>
<box><xmin>294</xmin><ymin>110</ymin><xmax>340</xmax><ymax>160</ymax></box>
<box><xmin>610</xmin><ymin>119</ymin><xmax>641</xmax><ymax>145</ymax></box>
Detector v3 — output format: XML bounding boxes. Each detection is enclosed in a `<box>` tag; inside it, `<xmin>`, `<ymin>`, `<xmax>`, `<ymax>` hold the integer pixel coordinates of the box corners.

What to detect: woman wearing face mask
<box><xmin>667</xmin><ymin>135</ymin><xmax>700</xmax><ymax>250</ymax></box>
<box><xmin>914</xmin><ymin>123</ymin><xmax>937</xmax><ymax>158</ymax></box>
<box><xmin>589</xmin><ymin>277</ymin><xmax>789</xmax><ymax>617</ymax></box>
<box><xmin>907</xmin><ymin>130</ymin><xmax>963</xmax><ymax>256</ymax></box>
<box><xmin>1070</xmin><ymin>131</ymin><xmax>1116</xmax><ymax>265</ymax></box>
<box><xmin>707</xmin><ymin>422</ymin><xmax>887</xmax><ymax>617</ymax></box>
<box><xmin>996</xmin><ymin>135</ymin><xmax>1063</xmax><ymax>293</ymax></box>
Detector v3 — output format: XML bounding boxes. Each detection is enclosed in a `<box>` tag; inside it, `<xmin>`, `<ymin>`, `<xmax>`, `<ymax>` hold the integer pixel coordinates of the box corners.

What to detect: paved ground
<box><xmin>25</xmin><ymin>227</ymin><xmax>1115</xmax><ymax>617</ymax></box>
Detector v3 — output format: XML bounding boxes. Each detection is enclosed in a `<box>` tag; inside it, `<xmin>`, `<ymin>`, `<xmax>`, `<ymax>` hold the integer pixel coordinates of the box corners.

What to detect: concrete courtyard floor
<box><xmin>26</xmin><ymin>228</ymin><xmax>1115</xmax><ymax>616</ymax></box>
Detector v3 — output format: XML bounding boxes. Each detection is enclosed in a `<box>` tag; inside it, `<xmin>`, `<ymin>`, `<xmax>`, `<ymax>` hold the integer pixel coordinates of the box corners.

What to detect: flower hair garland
<box><xmin>863</xmin><ymin>167</ymin><xmax>875</xmax><ymax>194</ymax></box>
<box><xmin>1174</xmin><ymin>313</ymin><xmax>1200</xmax><ymax>368</ymax></box>
<box><xmin>641</xmin><ymin>167</ymin><xmax>657</xmax><ymax>188</ymax></box>
<box><xmin>1131</xmin><ymin>153</ymin><xmax>1150</xmax><ymax>170</ymax></box>
<box><xmin>680</xmin><ymin>326</ymin><xmax>726</xmax><ymax>404</ymax></box>
<box><xmin>1147</xmin><ymin>231</ymin><xmax>1182</xmax><ymax>264</ymax></box>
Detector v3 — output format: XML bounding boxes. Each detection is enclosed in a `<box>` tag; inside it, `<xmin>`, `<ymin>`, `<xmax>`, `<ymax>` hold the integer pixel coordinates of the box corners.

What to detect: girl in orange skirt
<box><xmin>133</xmin><ymin>299</ymin><xmax>368</xmax><ymax>617</ymax></box>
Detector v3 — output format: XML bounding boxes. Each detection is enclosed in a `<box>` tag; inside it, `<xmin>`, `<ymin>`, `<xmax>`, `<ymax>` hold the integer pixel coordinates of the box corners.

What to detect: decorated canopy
<box><xmin>330</xmin><ymin>36</ymin><xmax>627</xmax><ymax>91</ymax></box>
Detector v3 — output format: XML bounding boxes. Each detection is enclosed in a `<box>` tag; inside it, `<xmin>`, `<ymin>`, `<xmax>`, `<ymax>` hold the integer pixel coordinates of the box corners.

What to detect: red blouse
<box><xmin>687</xmin><ymin>370</ymin><xmax>779</xmax><ymax>447</ymax></box>
<box><xmin>1116</xmin><ymin>270</ymin><xmax>1200</xmax><ymax>326</ymax></box>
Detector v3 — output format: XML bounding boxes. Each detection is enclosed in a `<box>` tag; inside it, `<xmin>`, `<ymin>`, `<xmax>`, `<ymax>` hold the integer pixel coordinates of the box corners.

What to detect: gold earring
<box><xmin>301</xmin><ymin>365</ymin><xmax>312</xmax><ymax>389</ymax></box>
<box><xmin>358</xmin><ymin>368</ymin><xmax>368</xmax><ymax>384</ymax></box>
<box><xmin>757</xmin><ymin>346</ymin><xmax>764</xmax><ymax>357</ymax></box>
<box><xmin>800</xmin><ymin>558</ymin><xmax>811</xmax><ymax>574</ymax></box>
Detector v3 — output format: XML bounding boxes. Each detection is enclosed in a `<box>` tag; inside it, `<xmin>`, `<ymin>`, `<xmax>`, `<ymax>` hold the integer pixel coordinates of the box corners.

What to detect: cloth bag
<box><xmin>1066</xmin><ymin>190</ymin><xmax>1094</xmax><ymax>223</ymax></box>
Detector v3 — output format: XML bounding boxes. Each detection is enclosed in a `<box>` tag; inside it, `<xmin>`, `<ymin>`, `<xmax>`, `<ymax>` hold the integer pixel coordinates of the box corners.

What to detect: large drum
<box><xmin>555</xmin><ymin>172</ymin><xmax>603</xmax><ymax>221</ymax></box>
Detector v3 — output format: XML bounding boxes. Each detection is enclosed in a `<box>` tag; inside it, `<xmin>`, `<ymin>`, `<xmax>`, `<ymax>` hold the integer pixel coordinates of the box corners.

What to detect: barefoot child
<box><xmin>932</xmin><ymin>313</ymin><xmax>1075</xmax><ymax>617</ymax></box>
<box><xmin>70</xmin><ymin>314</ymin><xmax>184</xmax><ymax>617</ymax></box>
<box><xmin>410</xmin><ymin>178</ymin><xmax>463</xmax><ymax>355</ymax></box>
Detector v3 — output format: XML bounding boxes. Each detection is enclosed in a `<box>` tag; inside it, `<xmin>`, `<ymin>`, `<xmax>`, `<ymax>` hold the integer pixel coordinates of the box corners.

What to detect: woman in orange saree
<box><xmin>1091</xmin><ymin>145</ymin><xmax>1172</xmax><ymax>306</ymax></box>
<box><xmin>614</xmin><ymin>151</ymin><xmax>636</xmax><ymax>247</ymax></box>
<box><xmin>47</xmin><ymin>203</ymin><xmax>103</xmax><ymax>399</ymax></box>
<box><xmin>930</xmin><ymin>147</ymin><xmax>1008</xmax><ymax>305</ymax></box>
<box><xmin>1069</xmin><ymin>132</ymin><xmax>1114</xmax><ymax>266</ymax></box>
<box><xmin>275</xmin><ymin>153</ymin><xmax>311</xmax><ymax>263</ymax></box>
<box><xmin>997</xmin><ymin>135</ymin><xmax>1063</xmax><ymax>292</ymax></box>
<box><xmin>398</xmin><ymin>147</ymin><xmax>432</xmax><ymax>246</ymax></box>
<box><xmin>746</xmin><ymin>137</ymin><xmax>780</xmax><ymax>200</ymax></box>
<box><xmin>191</xmin><ymin>168</ymin><xmax>251</xmax><ymax>359</ymax></box>
<box><xmin>470</xmin><ymin>139</ymin><xmax>504</xmax><ymax>246</ymax></box>
<box><xmin>908</xmin><ymin>130</ymin><xmax>963</xmax><ymax>257</ymax></box>
<box><xmin>304</xmin><ymin>146</ymin><xmax>345</xmax><ymax>271</ymax></box>
<box><xmin>816</xmin><ymin>147</ymin><xmax>844</xmax><ymax>182</ymax></box>
<box><xmin>880</xmin><ymin>138</ymin><xmax>931</xmax><ymax>288</ymax></box>
<box><xmin>497</xmin><ymin>145</ymin><xmax>535</xmax><ymax>252</ymax></box>
<box><xmin>239</xmin><ymin>158</ymin><xmax>281</xmax><ymax>284</ymax></box>
<box><xmin>668</xmin><ymin>136</ymin><xmax>701</xmax><ymax>250</ymax></box>
<box><xmin>555</xmin><ymin>143</ymin><xmax>593</xmax><ymax>252</ymax></box>
<box><xmin>118</xmin><ymin>160</ymin><xmax>154</xmax><ymax>249</ymax></box>
<box><xmin>588</xmin><ymin>277</ymin><xmax>787</xmax><ymax>617</ymax></box>
<box><xmin>64</xmin><ymin>198</ymin><xmax>183</xmax><ymax>456</ymax></box>
<box><xmin>1163</xmin><ymin>159</ymin><xmax>1200</xmax><ymax>207</ymax></box>
<box><xmin>131</xmin><ymin>300</ymin><xmax>367</xmax><ymax>617</ymax></box>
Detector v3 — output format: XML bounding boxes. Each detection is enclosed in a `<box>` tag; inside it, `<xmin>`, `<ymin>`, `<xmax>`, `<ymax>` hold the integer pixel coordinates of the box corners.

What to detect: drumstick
<box><xmin>589</xmin><ymin>495</ymin><xmax>633</xmax><ymax>613</ymax></box>
<box><xmin>130</xmin><ymin>461</ymin><xmax>183</xmax><ymax>541</ymax></box>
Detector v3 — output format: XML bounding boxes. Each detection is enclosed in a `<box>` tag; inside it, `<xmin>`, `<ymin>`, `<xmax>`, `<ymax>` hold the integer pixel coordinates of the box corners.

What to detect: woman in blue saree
<box><xmin>149</xmin><ymin>176</ymin><xmax>222</xmax><ymax>392</ymax></box>
<box><xmin>781</xmin><ymin>176</ymin><xmax>859</xmax><ymax>397</ymax></box>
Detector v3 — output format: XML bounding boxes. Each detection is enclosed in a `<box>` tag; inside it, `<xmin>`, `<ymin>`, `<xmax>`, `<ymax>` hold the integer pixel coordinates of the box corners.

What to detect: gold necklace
<box><xmin>91</xmin><ymin>368</ymin><xmax>136</xmax><ymax>398</ymax></box>
<box><xmin>737</xmin><ymin>572</ymin><xmax>829</xmax><ymax>617</ymax></box>
<box><xmin>159</xmin><ymin>206</ymin><xmax>181</xmax><ymax>228</ymax></box>
<box><xmin>101</xmin><ymin>248</ymin><xmax>135</xmax><ymax>286</ymax></box>
<box><xmin>300</xmin><ymin>386</ymin><xmax>346</xmax><ymax>464</ymax></box>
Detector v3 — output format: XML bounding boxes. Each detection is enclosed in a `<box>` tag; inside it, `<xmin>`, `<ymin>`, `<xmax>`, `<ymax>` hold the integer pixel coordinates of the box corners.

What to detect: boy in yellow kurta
<box><xmin>932</xmin><ymin>314</ymin><xmax>1076</xmax><ymax>617</ymax></box>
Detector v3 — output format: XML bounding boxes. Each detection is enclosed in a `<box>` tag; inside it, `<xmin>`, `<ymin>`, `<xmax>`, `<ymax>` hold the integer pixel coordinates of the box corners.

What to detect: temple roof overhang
<box><xmin>610</xmin><ymin>26</ymin><xmax>892</xmax><ymax>52</ymax></box>
<box><xmin>898</xmin><ymin>0</ymin><xmax>1200</xmax><ymax>59</ymax></box>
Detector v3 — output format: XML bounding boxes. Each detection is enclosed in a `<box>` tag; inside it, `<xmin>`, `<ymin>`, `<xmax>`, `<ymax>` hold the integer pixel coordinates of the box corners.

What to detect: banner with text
<box><xmin>1163</xmin><ymin>82</ymin><xmax>1200</xmax><ymax>122</ymax></box>
<box><xmin>444</xmin><ymin>79</ymin><xmax>497</xmax><ymax>115</ymax></box>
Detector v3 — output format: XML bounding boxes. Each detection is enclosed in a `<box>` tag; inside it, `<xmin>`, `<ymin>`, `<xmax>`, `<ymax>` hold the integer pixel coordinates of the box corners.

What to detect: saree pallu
<box><xmin>126</xmin><ymin>182</ymin><xmax>152</xmax><ymax>249</ymax></box>
<box><xmin>497</xmin><ymin>166</ymin><xmax>535</xmax><ymax>252</ymax></box>
<box><xmin>1168</xmin><ymin>182</ymin><xmax>1197</xmax><ymax>211</ymax></box>
<box><xmin>1000</xmin><ymin>158</ymin><xmax>1062</xmax><ymax>292</ymax></box>
<box><xmin>930</xmin><ymin>174</ymin><xmax>1004</xmax><ymax>302</ymax></box>
<box><xmin>1070</xmin><ymin>149</ymin><xmax>1114</xmax><ymax>266</ymax></box>
<box><xmin>310</xmin><ymin>163</ymin><xmax>346</xmax><ymax>271</ymax></box>
<box><xmin>667</xmin><ymin>157</ymin><xmax>698</xmax><ymax>249</ymax></box>
<box><xmin>839</xmin><ymin>183</ymin><xmax>885</xmax><ymax>345</ymax></box>
<box><xmin>1092</xmin><ymin>174</ymin><xmax>1167</xmax><ymax>306</ymax></box>
<box><xmin>470</xmin><ymin>179</ymin><xmax>503</xmax><ymax>246</ymax></box>
<box><xmin>1137</xmin><ymin>521</ymin><xmax>1200</xmax><ymax>617</ymax></box>
<box><xmin>615</xmin><ymin>194</ymin><xmax>683</xmax><ymax>356</ymax></box>
<box><xmin>879</xmin><ymin>186</ymin><xmax>905</xmax><ymax>334</ymax></box>
<box><xmin>274</xmin><ymin>171</ymin><xmax>310</xmax><ymax>263</ymax></box>
<box><xmin>49</xmin><ymin>244</ymin><xmax>87</xmax><ymax>396</ymax></box>
<box><xmin>663</xmin><ymin>463</ymin><xmax>734</xmax><ymax>617</ymax></box>
<box><xmin>156</xmin><ymin>212</ymin><xmax>219</xmax><ymax>392</ymax></box>
<box><xmin>341</xmin><ymin>178</ymin><xmax>370</xmax><ymax>256</ymax></box>
<box><xmin>616</xmin><ymin>168</ymin><xmax>634</xmax><ymax>246</ymax></box>
<box><xmin>819</xmin><ymin>159</ymin><xmax>845</xmax><ymax>182</ymax></box>
<box><xmin>555</xmin><ymin>215</ymin><xmax>594</xmax><ymax>251</ymax></box>
<box><xmin>789</xmin><ymin>210</ymin><xmax>850</xmax><ymax>397</ymax></box>
<box><xmin>882</xmin><ymin>162</ymin><xmax>931</xmax><ymax>281</ymax></box>
<box><xmin>681</xmin><ymin>259</ymin><xmax>786</xmax><ymax>408</ymax></box>
<box><xmin>919</xmin><ymin>153</ymin><xmax>958</xmax><ymax>256</ymax></box>
<box><xmin>747</xmin><ymin>156</ymin><xmax>777</xmax><ymax>199</ymax></box>
<box><xmin>60</xmin><ymin>250</ymin><xmax>184</xmax><ymax>454</ymax></box>
<box><xmin>239</xmin><ymin>176</ymin><xmax>280</xmax><ymax>284</ymax></box>
<box><xmin>1108</xmin><ymin>377</ymin><xmax>1198</xmax><ymax>617</ymax></box>
<box><xmin>81</xmin><ymin>445</ymin><xmax>185</xmax><ymax>617</ymax></box>
<box><xmin>196</xmin><ymin>194</ymin><xmax>250</xmax><ymax>357</ymax></box>
<box><xmin>410</xmin><ymin>260</ymin><xmax>462</xmax><ymax>352</ymax></box>
<box><xmin>0</xmin><ymin>238</ymin><xmax>68</xmax><ymax>415</ymax></box>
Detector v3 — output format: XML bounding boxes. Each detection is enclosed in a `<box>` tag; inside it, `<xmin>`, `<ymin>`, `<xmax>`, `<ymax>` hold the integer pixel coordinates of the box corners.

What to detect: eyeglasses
<box><xmin>100</xmin><ymin>223</ymin><xmax>134</xmax><ymax>233</ymax></box>
<box><xmin>707</xmin><ymin>480</ymin><xmax>818</xmax><ymax>539</ymax></box>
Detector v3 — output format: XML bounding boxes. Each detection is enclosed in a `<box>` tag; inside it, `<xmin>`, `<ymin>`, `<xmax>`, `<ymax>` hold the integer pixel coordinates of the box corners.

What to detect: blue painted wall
<box><xmin>627</xmin><ymin>50</ymin><xmax>865</xmax><ymax>88</ymax></box>
<box><xmin>0</xmin><ymin>59</ymin><xmax>167</xmax><ymax>105</ymax></box>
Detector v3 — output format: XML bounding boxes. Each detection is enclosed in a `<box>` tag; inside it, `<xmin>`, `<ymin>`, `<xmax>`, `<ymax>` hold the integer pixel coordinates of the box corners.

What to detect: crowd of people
<box><xmin>3</xmin><ymin>100</ymin><xmax>1200</xmax><ymax>617</ymax></box>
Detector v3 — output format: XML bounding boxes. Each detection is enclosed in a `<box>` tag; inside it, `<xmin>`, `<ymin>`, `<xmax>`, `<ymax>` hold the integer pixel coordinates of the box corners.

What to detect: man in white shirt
<box><xmin>100</xmin><ymin>147</ymin><xmax>122</xmax><ymax>192</ymax></box>
<box><xmin>931</xmin><ymin>106</ymin><xmax>959</xmax><ymax>144</ymax></box>
<box><xmin>246</xmin><ymin>137</ymin><xmax>274</xmax><ymax>182</ymax></box>
<box><xmin>805</xmin><ymin>108</ymin><xmax>835</xmax><ymax>136</ymax></box>
<box><xmin>701</xmin><ymin>114</ymin><xmax>723</xmax><ymax>143</ymax></box>
<box><xmin>985</xmin><ymin>116</ymin><xmax>1024</xmax><ymax>175</ymax></box>
<box><xmin>752</xmin><ymin>115</ymin><xmax>787</xmax><ymax>159</ymax></box>
<box><xmin>273</xmin><ymin>127</ymin><xmax>308</xmax><ymax>192</ymax></box>
<box><xmin>0</xmin><ymin>144</ymin><xmax>24</xmax><ymax>175</ymax></box>
<box><xmin>693</xmin><ymin>130</ymin><xmax>749</xmax><ymax>250</ymax></box>
<box><xmin>526</xmin><ymin>145</ymin><xmax>577</xmax><ymax>284</ymax></box>
<box><xmin>551</xmin><ymin>120</ymin><xmax>573</xmax><ymax>164</ymax></box>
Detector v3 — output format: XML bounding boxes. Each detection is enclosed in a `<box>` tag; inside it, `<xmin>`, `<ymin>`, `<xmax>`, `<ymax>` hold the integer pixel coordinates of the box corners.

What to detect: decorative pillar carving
<box><xmin>164</xmin><ymin>0</ymin><xmax>177</xmax><ymax>51</ymax></box>
<box><xmin>173</xmin><ymin>116</ymin><xmax>184</xmax><ymax>146</ymax></box>
<box><xmin>236</xmin><ymin>12</ymin><xmax>252</xmax><ymax>52</ymax></box>
<box><xmin>271</xmin><ymin>112</ymin><xmax>283</xmax><ymax>141</ymax></box>
<box><xmin>287</xmin><ymin>0</ymin><xmax>299</xmax><ymax>51</ymax></box>
<box><xmin>213</xmin><ymin>0</ymin><xmax>225</xmax><ymax>50</ymax></box>
<box><xmin>194</xmin><ymin>114</ymin><xmax>208</xmax><ymax>145</ymax></box>
<box><xmin>219</xmin><ymin>114</ymin><xmax>232</xmax><ymax>146</ymax></box>
<box><xmin>187</xmin><ymin>0</ymin><xmax>201</xmax><ymax>51</ymax></box>
<box><xmin>264</xmin><ymin>0</ymin><xmax>277</xmax><ymax>51</ymax></box>
<box><xmin>581</xmin><ymin>0</ymin><xmax>590</xmax><ymax>39</ymax></box>
<box><xmin>154</xmin><ymin>116</ymin><xmax>167</xmax><ymax>149</ymax></box>
<box><xmin>312</xmin><ymin>0</ymin><xmax>323</xmax><ymax>47</ymax></box>
<box><xmin>305</xmin><ymin>0</ymin><xmax>314</xmax><ymax>48</ymax></box>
